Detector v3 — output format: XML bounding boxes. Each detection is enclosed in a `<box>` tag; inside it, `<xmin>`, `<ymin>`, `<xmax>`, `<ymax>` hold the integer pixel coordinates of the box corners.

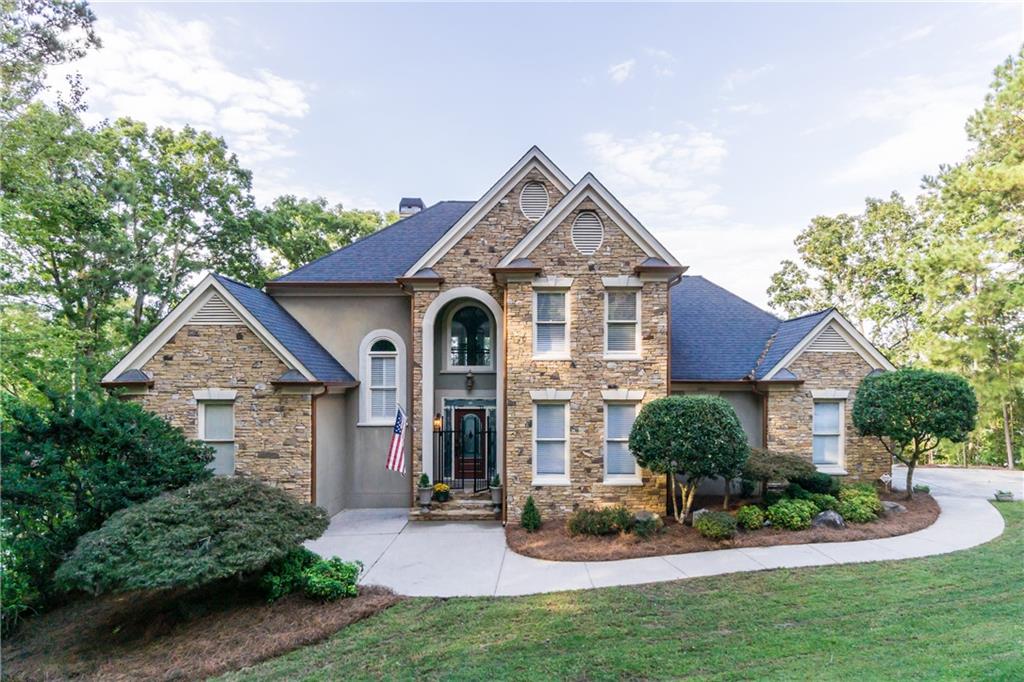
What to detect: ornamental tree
<box><xmin>629</xmin><ymin>396</ymin><xmax>749</xmax><ymax>522</ymax></box>
<box><xmin>853</xmin><ymin>368</ymin><xmax>977</xmax><ymax>499</ymax></box>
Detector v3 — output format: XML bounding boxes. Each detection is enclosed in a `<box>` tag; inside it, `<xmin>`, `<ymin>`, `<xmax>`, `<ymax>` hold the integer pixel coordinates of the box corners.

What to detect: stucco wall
<box><xmin>315</xmin><ymin>392</ymin><xmax>346</xmax><ymax>515</ymax></box>
<box><xmin>672</xmin><ymin>387</ymin><xmax>764</xmax><ymax>448</ymax></box>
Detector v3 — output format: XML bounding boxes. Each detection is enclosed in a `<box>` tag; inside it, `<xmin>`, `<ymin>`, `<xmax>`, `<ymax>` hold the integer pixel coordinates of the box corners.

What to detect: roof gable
<box><xmin>403</xmin><ymin>146</ymin><xmax>573</xmax><ymax>276</ymax></box>
<box><xmin>497</xmin><ymin>173</ymin><xmax>682</xmax><ymax>268</ymax></box>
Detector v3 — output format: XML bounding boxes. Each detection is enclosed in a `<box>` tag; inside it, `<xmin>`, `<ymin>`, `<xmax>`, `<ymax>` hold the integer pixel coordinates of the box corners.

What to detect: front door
<box><xmin>454</xmin><ymin>408</ymin><xmax>486</xmax><ymax>485</ymax></box>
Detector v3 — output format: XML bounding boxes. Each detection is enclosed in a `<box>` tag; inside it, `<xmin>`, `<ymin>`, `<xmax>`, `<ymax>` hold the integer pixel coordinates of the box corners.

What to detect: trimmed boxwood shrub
<box><xmin>302</xmin><ymin>558</ymin><xmax>362</xmax><ymax>601</ymax></box>
<box><xmin>259</xmin><ymin>547</ymin><xmax>320</xmax><ymax>602</ymax></box>
<box><xmin>789</xmin><ymin>472</ymin><xmax>840</xmax><ymax>495</ymax></box>
<box><xmin>633</xmin><ymin>513</ymin><xmax>663</xmax><ymax>539</ymax></box>
<box><xmin>693</xmin><ymin>511</ymin><xmax>738</xmax><ymax>540</ymax></box>
<box><xmin>520</xmin><ymin>496</ymin><xmax>542</xmax><ymax>532</ymax></box>
<box><xmin>567</xmin><ymin>506</ymin><xmax>633</xmax><ymax>536</ymax></box>
<box><xmin>735</xmin><ymin>505</ymin><xmax>765</xmax><ymax>530</ymax></box>
<box><xmin>808</xmin><ymin>493</ymin><xmax>839</xmax><ymax>512</ymax></box>
<box><xmin>766</xmin><ymin>499</ymin><xmax>818</xmax><ymax>530</ymax></box>
<box><xmin>837</xmin><ymin>484</ymin><xmax>883</xmax><ymax>523</ymax></box>
<box><xmin>56</xmin><ymin>478</ymin><xmax>329</xmax><ymax>595</ymax></box>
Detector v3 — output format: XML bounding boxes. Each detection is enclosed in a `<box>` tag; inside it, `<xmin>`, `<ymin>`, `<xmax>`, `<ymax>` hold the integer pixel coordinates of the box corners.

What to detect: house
<box><xmin>101</xmin><ymin>147</ymin><xmax>895</xmax><ymax>520</ymax></box>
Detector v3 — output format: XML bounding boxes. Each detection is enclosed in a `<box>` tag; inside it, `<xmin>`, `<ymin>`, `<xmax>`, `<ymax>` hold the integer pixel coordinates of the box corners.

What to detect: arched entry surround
<box><xmin>420</xmin><ymin>287</ymin><xmax>504</xmax><ymax>481</ymax></box>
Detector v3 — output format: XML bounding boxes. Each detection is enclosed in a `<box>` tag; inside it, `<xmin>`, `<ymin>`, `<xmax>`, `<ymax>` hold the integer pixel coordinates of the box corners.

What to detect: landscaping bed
<box><xmin>1</xmin><ymin>582</ymin><xmax>401</xmax><ymax>682</ymax></box>
<box><xmin>506</xmin><ymin>491</ymin><xmax>940</xmax><ymax>562</ymax></box>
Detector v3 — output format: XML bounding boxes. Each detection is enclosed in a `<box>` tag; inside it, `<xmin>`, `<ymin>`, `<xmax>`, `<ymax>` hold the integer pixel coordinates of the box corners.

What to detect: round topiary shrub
<box><xmin>766</xmin><ymin>499</ymin><xmax>818</xmax><ymax>531</ymax></box>
<box><xmin>693</xmin><ymin>511</ymin><xmax>738</xmax><ymax>540</ymax></box>
<box><xmin>735</xmin><ymin>505</ymin><xmax>765</xmax><ymax>531</ymax></box>
<box><xmin>56</xmin><ymin>477</ymin><xmax>329</xmax><ymax>595</ymax></box>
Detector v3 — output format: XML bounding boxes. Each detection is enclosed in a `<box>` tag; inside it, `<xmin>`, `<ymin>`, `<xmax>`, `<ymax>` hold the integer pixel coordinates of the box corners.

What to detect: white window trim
<box><xmin>812</xmin><ymin>397</ymin><xmax>847</xmax><ymax>475</ymax></box>
<box><xmin>532</xmin><ymin>399</ymin><xmax>570</xmax><ymax>486</ymax></box>
<box><xmin>603</xmin><ymin>400</ymin><xmax>642</xmax><ymax>485</ymax></box>
<box><xmin>533</xmin><ymin>287</ymin><xmax>571</xmax><ymax>361</ymax></box>
<box><xmin>441</xmin><ymin>301</ymin><xmax>495</xmax><ymax>374</ymax></box>
<box><xmin>358</xmin><ymin>329</ymin><xmax>407</xmax><ymax>426</ymax></box>
<box><xmin>604</xmin><ymin>289</ymin><xmax>642</xmax><ymax>360</ymax></box>
<box><xmin>197</xmin><ymin>399</ymin><xmax>235</xmax><ymax>476</ymax></box>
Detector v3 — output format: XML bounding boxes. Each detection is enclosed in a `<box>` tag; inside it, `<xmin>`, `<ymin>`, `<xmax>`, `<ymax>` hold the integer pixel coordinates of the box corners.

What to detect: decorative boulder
<box><xmin>690</xmin><ymin>508</ymin><xmax>711</xmax><ymax>524</ymax></box>
<box><xmin>881</xmin><ymin>501</ymin><xmax>907</xmax><ymax>514</ymax></box>
<box><xmin>811</xmin><ymin>510</ymin><xmax>846</xmax><ymax>529</ymax></box>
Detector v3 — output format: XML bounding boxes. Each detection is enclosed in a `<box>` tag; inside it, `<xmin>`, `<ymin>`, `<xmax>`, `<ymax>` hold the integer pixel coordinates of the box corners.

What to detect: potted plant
<box><xmin>417</xmin><ymin>474</ymin><xmax>433</xmax><ymax>508</ymax></box>
<box><xmin>489</xmin><ymin>473</ymin><xmax>502</xmax><ymax>507</ymax></box>
<box><xmin>433</xmin><ymin>482</ymin><xmax>451</xmax><ymax>502</ymax></box>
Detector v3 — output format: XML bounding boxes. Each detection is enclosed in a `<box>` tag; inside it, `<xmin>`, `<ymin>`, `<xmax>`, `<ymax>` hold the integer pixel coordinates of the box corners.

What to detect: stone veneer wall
<box><xmin>136</xmin><ymin>325</ymin><xmax>314</xmax><ymax>501</ymax></box>
<box><xmin>766</xmin><ymin>351</ymin><xmax>890</xmax><ymax>483</ymax></box>
<box><xmin>409</xmin><ymin>168</ymin><xmax>565</xmax><ymax>484</ymax></box>
<box><xmin>504</xmin><ymin>199</ymin><xmax>669</xmax><ymax>520</ymax></box>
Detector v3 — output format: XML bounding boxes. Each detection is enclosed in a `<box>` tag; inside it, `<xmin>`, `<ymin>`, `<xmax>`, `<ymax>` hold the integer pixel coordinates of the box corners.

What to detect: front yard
<box><xmin>226</xmin><ymin>502</ymin><xmax>1023</xmax><ymax>681</ymax></box>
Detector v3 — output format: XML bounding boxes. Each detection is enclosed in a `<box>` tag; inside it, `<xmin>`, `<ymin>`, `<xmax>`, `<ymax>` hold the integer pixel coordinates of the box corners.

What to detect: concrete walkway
<box><xmin>307</xmin><ymin>469</ymin><xmax>1014</xmax><ymax>597</ymax></box>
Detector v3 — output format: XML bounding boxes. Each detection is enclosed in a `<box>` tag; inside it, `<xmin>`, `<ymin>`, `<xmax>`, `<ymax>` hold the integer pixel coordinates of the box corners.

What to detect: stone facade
<box><xmin>766</xmin><ymin>350</ymin><xmax>890</xmax><ymax>483</ymax></box>
<box><xmin>135</xmin><ymin>324</ymin><xmax>314</xmax><ymax>501</ymax></box>
<box><xmin>504</xmin><ymin>200</ymin><xmax>669</xmax><ymax>519</ymax></box>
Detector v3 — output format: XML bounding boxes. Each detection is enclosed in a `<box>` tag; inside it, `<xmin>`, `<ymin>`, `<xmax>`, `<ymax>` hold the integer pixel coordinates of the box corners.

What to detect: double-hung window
<box><xmin>812</xmin><ymin>400</ymin><xmax>843</xmax><ymax>468</ymax></box>
<box><xmin>200</xmin><ymin>401</ymin><xmax>235</xmax><ymax>476</ymax></box>
<box><xmin>534</xmin><ymin>290</ymin><xmax>568</xmax><ymax>358</ymax></box>
<box><xmin>533</xmin><ymin>401</ymin><xmax>569</xmax><ymax>484</ymax></box>
<box><xmin>605</xmin><ymin>290</ymin><xmax>640</xmax><ymax>357</ymax></box>
<box><xmin>369</xmin><ymin>339</ymin><xmax>398</xmax><ymax>421</ymax></box>
<box><xmin>604</xmin><ymin>402</ymin><xmax>640</xmax><ymax>483</ymax></box>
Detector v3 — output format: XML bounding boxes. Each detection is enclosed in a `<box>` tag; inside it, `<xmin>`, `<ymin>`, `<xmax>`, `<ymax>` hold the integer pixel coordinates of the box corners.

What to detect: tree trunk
<box><xmin>905</xmin><ymin>460</ymin><xmax>916</xmax><ymax>501</ymax></box>
<box><xmin>1003</xmin><ymin>401</ymin><xmax>1015</xmax><ymax>470</ymax></box>
<box><xmin>681</xmin><ymin>482</ymin><xmax>699</xmax><ymax>522</ymax></box>
<box><xmin>669</xmin><ymin>473</ymin><xmax>680</xmax><ymax>522</ymax></box>
<box><xmin>723</xmin><ymin>479</ymin><xmax>731</xmax><ymax>510</ymax></box>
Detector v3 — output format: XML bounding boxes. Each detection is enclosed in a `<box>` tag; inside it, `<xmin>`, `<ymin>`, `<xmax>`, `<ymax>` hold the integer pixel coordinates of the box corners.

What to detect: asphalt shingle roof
<box><xmin>670</xmin><ymin>276</ymin><xmax>831</xmax><ymax>382</ymax></box>
<box><xmin>213</xmin><ymin>275</ymin><xmax>355</xmax><ymax>383</ymax></box>
<box><xmin>274</xmin><ymin>201</ymin><xmax>474</xmax><ymax>283</ymax></box>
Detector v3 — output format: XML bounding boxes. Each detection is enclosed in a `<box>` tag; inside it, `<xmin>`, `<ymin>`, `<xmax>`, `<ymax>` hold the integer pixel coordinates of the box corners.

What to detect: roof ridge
<box><xmin>748</xmin><ymin>325</ymin><xmax>782</xmax><ymax>379</ymax></box>
<box><xmin>783</xmin><ymin>306</ymin><xmax>834</xmax><ymax>323</ymax></box>
<box><xmin>272</xmin><ymin>200</ymin><xmax>474</xmax><ymax>282</ymax></box>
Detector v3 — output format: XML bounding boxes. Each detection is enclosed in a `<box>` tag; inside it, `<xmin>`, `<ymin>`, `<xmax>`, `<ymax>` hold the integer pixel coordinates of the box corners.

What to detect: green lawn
<box><xmin>226</xmin><ymin>503</ymin><xmax>1024</xmax><ymax>681</ymax></box>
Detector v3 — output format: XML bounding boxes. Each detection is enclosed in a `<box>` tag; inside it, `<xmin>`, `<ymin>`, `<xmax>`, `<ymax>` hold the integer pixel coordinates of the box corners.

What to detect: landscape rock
<box><xmin>882</xmin><ymin>501</ymin><xmax>907</xmax><ymax>514</ymax></box>
<box><xmin>690</xmin><ymin>508</ymin><xmax>711</xmax><ymax>524</ymax></box>
<box><xmin>812</xmin><ymin>510</ymin><xmax>846</xmax><ymax>529</ymax></box>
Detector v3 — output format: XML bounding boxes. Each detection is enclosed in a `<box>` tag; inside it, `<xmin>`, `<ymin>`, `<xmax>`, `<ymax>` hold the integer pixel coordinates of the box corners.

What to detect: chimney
<box><xmin>399</xmin><ymin>197</ymin><xmax>425</xmax><ymax>217</ymax></box>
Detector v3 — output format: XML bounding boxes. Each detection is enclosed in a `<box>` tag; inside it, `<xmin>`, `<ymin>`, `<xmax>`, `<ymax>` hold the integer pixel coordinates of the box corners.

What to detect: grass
<box><xmin>225</xmin><ymin>502</ymin><xmax>1024</xmax><ymax>681</ymax></box>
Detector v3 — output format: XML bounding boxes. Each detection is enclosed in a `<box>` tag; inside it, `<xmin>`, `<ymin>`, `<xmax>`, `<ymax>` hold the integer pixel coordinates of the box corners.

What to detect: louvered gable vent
<box><xmin>519</xmin><ymin>182</ymin><xmax>549</xmax><ymax>221</ymax></box>
<box><xmin>807</xmin><ymin>324</ymin><xmax>853</xmax><ymax>352</ymax></box>
<box><xmin>571</xmin><ymin>211</ymin><xmax>604</xmax><ymax>255</ymax></box>
<box><xmin>190</xmin><ymin>292</ymin><xmax>242</xmax><ymax>325</ymax></box>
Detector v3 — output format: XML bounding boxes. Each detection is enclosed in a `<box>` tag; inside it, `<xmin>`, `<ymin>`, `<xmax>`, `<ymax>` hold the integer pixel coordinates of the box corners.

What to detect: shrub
<box><xmin>418</xmin><ymin>473</ymin><xmax>430</xmax><ymax>488</ymax></box>
<box><xmin>56</xmin><ymin>478</ymin><xmax>328</xmax><ymax>595</ymax></box>
<box><xmin>693</xmin><ymin>511</ymin><xmax>738</xmax><ymax>540</ymax></box>
<box><xmin>567</xmin><ymin>506</ymin><xmax>633</xmax><ymax>536</ymax></box>
<box><xmin>630</xmin><ymin>396</ymin><xmax>749</xmax><ymax>522</ymax></box>
<box><xmin>735</xmin><ymin>505</ymin><xmax>765</xmax><ymax>530</ymax></box>
<box><xmin>742</xmin><ymin>448</ymin><xmax>817</xmax><ymax>495</ymax></box>
<box><xmin>913</xmin><ymin>484</ymin><xmax>930</xmax><ymax>493</ymax></box>
<box><xmin>633</xmin><ymin>513</ymin><xmax>663</xmax><ymax>539</ymax></box>
<box><xmin>302</xmin><ymin>558</ymin><xmax>362</xmax><ymax>601</ymax></box>
<box><xmin>259</xmin><ymin>547</ymin><xmax>320</xmax><ymax>602</ymax></box>
<box><xmin>785</xmin><ymin>482</ymin><xmax>812</xmax><ymax>500</ymax></box>
<box><xmin>790</xmin><ymin>472</ymin><xmax>840</xmax><ymax>495</ymax></box>
<box><xmin>836</xmin><ymin>484</ymin><xmax>883</xmax><ymax>523</ymax></box>
<box><xmin>766</xmin><ymin>499</ymin><xmax>818</xmax><ymax>530</ymax></box>
<box><xmin>520</xmin><ymin>496</ymin><xmax>541</xmax><ymax>532</ymax></box>
<box><xmin>763</xmin><ymin>489</ymin><xmax>785</xmax><ymax>506</ymax></box>
<box><xmin>1</xmin><ymin>392</ymin><xmax>212</xmax><ymax>629</ymax></box>
<box><xmin>808</xmin><ymin>493</ymin><xmax>839</xmax><ymax>512</ymax></box>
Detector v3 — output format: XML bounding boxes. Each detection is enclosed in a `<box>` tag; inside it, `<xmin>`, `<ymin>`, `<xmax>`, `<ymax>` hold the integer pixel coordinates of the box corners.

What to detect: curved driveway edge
<box><xmin>307</xmin><ymin>492</ymin><xmax>1008</xmax><ymax>598</ymax></box>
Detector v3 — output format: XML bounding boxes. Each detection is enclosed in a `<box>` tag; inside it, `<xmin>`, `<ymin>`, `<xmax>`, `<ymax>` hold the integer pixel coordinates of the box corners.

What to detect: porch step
<box><xmin>408</xmin><ymin>506</ymin><xmax>499</xmax><ymax>522</ymax></box>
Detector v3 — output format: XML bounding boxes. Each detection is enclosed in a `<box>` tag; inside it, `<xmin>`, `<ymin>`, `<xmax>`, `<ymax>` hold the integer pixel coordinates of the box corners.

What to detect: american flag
<box><xmin>386</xmin><ymin>405</ymin><xmax>407</xmax><ymax>473</ymax></box>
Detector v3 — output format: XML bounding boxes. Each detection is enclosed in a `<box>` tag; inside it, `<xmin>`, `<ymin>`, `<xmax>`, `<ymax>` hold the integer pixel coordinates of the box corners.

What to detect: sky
<box><xmin>49</xmin><ymin>1</ymin><xmax>1023</xmax><ymax>309</ymax></box>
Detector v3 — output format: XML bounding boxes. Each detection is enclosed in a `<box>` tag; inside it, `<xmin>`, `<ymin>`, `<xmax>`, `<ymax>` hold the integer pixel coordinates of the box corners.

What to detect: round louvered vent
<box><xmin>519</xmin><ymin>182</ymin><xmax>549</xmax><ymax>221</ymax></box>
<box><xmin>571</xmin><ymin>211</ymin><xmax>604</xmax><ymax>255</ymax></box>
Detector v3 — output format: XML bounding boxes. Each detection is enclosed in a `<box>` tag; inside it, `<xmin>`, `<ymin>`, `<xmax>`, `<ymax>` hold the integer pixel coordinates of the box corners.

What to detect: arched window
<box><xmin>445</xmin><ymin>302</ymin><xmax>493</xmax><ymax>370</ymax></box>
<box><xmin>359</xmin><ymin>330</ymin><xmax>406</xmax><ymax>426</ymax></box>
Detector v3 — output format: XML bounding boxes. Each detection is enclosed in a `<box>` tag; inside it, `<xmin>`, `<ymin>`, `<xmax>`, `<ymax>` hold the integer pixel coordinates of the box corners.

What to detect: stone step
<box><xmin>446</xmin><ymin>497</ymin><xmax>494</xmax><ymax>509</ymax></box>
<box><xmin>408</xmin><ymin>506</ymin><xmax>499</xmax><ymax>522</ymax></box>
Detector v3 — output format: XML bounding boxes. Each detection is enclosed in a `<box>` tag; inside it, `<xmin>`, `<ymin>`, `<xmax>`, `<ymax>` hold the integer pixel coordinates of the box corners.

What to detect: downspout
<box><xmin>501</xmin><ymin>285</ymin><xmax>509</xmax><ymax>526</ymax></box>
<box><xmin>408</xmin><ymin>288</ymin><xmax>416</xmax><ymax>510</ymax></box>
<box><xmin>752</xmin><ymin>382</ymin><xmax>769</xmax><ymax>448</ymax></box>
<box><xmin>310</xmin><ymin>384</ymin><xmax>329</xmax><ymax>505</ymax></box>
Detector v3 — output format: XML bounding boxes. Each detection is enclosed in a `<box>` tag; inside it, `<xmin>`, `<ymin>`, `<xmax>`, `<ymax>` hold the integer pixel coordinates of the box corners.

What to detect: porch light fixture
<box><xmin>433</xmin><ymin>413</ymin><xmax>443</xmax><ymax>432</ymax></box>
<box><xmin>465</xmin><ymin>369</ymin><xmax>475</xmax><ymax>392</ymax></box>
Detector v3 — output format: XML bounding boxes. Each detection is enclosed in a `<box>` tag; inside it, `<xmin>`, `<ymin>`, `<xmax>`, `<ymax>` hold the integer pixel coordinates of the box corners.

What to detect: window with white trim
<box><xmin>445</xmin><ymin>302</ymin><xmax>493</xmax><ymax>370</ymax></box>
<box><xmin>604</xmin><ymin>402</ymin><xmax>640</xmax><ymax>482</ymax></box>
<box><xmin>199</xmin><ymin>401</ymin><xmax>234</xmax><ymax>476</ymax></box>
<box><xmin>605</xmin><ymin>290</ymin><xmax>640</xmax><ymax>356</ymax></box>
<box><xmin>534</xmin><ymin>291</ymin><xmax>568</xmax><ymax>358</ymax></box>
<box><xmin>359</xmin><ymin>330</ymin><xmax>406</xmax><ymax>426</ymax></box>
<box><xmin>533</xmin><ymin>402</ymin><xmax>569</xmax><ymax>483</ymax></box>
<box><xmin>812</xmin><ymin>400</ymin><xmax>843</xmax><ymax>466</ymax></box>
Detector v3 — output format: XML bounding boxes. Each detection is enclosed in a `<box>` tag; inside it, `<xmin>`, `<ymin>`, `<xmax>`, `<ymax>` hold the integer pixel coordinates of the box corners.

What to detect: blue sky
<box><xmin>55</xmin><ymin>2</ymin><xmax>1022</xmax><ymax>307</ymax></box>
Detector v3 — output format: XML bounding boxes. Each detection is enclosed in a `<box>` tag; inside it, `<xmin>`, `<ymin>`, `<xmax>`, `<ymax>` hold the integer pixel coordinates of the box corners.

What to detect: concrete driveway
<box><xmin>894</xmin><ymin>465</ymin><xmax>1023</xmax><ymax>499</ymax></box>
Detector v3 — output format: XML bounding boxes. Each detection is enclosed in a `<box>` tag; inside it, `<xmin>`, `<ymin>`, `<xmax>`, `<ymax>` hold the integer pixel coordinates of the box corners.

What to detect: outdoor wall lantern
<box><xmin>465</xmin><ymin>369</ymin><xmax>475</xmax><ymax>392</ymax></box>
<box><xmin>433</xmin><ymin>413</ymin><xmax>443</xmax><ymax>432</ymax></box>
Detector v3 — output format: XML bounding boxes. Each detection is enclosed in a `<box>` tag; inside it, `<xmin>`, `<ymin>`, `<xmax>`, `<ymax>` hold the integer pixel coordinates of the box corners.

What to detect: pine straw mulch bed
<box><xmin>507</xmin><ymin>491</ymin><xmax>940</xmax><ymax>562</ymax></box>
<box><xmin>2</xmin><ymin>581</ymin><xmax>402</xmax><ymax>682</ymax></box>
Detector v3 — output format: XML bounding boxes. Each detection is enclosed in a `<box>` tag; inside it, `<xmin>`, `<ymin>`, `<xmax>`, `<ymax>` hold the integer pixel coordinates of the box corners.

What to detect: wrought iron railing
<box><xmin>432</xmin><ymin>426</ymin><xmax>496</xmax><ymax>493</ymax></box>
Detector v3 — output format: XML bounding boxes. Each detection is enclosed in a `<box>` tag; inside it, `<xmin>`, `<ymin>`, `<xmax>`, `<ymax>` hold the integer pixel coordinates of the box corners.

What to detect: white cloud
<box><xmin>608</xmin><ymin>59</ymin><xmax>636</xmax><ymax>84</ymax></box>
<box><xmin>827</xmin><ymin>74</ymin><xmax>985</xmax><ymax>189</ymax></box>
<box><xmin>644</xmin><ymin>47</ymin><xmax>675</xmax><ymax>61</ymax></box>
<box><xmin>722</xmin><ymin>63</ymin><xmax>773</xmax><ymax>92</ymax></box>
<box><xmin>900</xmin><ymin>25</ymin><xmax>934</xmax><ymax>42</ymax></box>
<box><xmin>46</xmin><ymin>11</ymin><xmax>311</xmax><ymax>200</ymax></box>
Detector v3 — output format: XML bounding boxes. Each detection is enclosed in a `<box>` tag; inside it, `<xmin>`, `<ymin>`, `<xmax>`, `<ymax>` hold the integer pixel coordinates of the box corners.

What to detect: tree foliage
<box><xmin>741</xmin><ymin>448</ymin><xmax>818</xmax><ymax>494</ymax></box>
<box><xmin>56</xmin><ymin>477</ymin><xmax>329</xmax><ymax>595</ymax></box>
<box><xmin>853</xmin><ymin>368</ymin><xmax>978</xmax><ymax>497</ymax></box>
<box><xmin>630</xmin><ymin>396</ymin><xmax>749</xmax><ymax>522</ymax></box>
